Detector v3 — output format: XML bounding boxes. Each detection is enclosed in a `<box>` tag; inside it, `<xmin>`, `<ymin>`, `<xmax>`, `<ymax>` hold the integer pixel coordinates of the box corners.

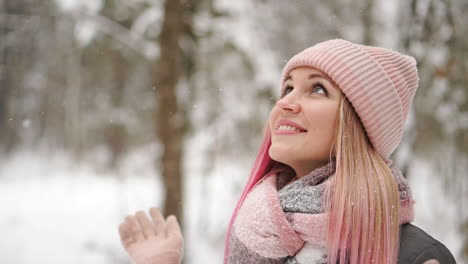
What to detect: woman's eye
<box><xmin>312</xmin><ymin>84</ymin><xmax>328</xmax><ymax>95</ymax></box>
<box><xmin>281</xmin><ymin>86</ymin><xmax>293</xmax><ymax>97</ymax></box>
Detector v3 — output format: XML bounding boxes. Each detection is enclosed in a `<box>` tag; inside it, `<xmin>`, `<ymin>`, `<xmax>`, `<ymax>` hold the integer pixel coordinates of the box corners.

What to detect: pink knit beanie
<box><xmin>281</xmin><ymin>39</ymin><xmax>419</xmax><ymax>159</ymax></box>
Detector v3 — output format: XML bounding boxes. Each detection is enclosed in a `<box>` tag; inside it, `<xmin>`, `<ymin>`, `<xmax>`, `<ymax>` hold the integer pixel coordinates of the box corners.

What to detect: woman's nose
<box><xmin>276</xmin><ymin>98</ymin><xmax>301</xmax><ymax>113</ymax></box>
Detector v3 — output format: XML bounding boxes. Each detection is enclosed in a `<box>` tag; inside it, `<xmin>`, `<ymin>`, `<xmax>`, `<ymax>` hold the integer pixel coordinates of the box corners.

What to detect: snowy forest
<box><xmin>0</xmin><ymin>0</ymin><xmax>467</xmax><ymax>263</ymax></box>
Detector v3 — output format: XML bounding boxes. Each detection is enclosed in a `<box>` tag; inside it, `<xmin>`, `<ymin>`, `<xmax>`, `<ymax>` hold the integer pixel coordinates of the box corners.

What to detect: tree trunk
<box><xmin>154</xmin><ymin>0</ymin><xmax>185</xmax><ymax>222</ymax></box>
<box><xmin>362</xmin><ymin>0</ymin><xmax>375</xmax><ymax>45</ymax></box>
<box><xmin>0</xmin><ymin>0</ymin><xmax>25</xmax><ymax>152</ymax></box>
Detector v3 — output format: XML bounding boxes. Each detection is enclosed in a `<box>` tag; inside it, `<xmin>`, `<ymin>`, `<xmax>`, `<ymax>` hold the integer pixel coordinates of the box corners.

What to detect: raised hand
<box><xmin>118</xmin><ymin>207</ymin><xmax>184</xmax><ymax>264</ymax></box>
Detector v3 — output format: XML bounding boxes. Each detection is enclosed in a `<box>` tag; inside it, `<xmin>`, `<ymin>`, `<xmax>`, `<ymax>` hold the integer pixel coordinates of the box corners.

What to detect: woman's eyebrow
<box><xmin>308</xmin><ymin>73</ymin><xmax>327</xmax><ymax>80</ymax></box>
<box><xmin>285</xmin><ymin>73</ymin><xmax>327</xmax><ymax>81</ymax></box>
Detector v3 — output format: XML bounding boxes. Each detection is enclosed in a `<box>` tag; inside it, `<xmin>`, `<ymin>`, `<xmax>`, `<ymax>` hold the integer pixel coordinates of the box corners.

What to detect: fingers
<box><xmin>165</xmin><ymin>215</ymin><xmax>183</xmax><ymax>239</ymax></box>
<box><xmin>125</xmin><ymin>215</ymin><xmax>145</xmax><ymax>242</ymax></box>
<box><xmin>136</xmin><ymin>210</ymin><xmax>156</xmax><ymax>239</ymax></box>
<box><xmin>423</xmin><ymin>260</ymin><xmax>440</xmax><ymax>264</ymax></box>
<box><xmin>149</xmin><ymin>207</ymin><xmax>166</xmax><ymax>236</ymax></box>
<box><xmin>120</xmin><ymin>207</ymin><xmax>176</xmax><ymax>243</ymax></box>
<box><xmin>118</xmin><ymin>222</ymin><xmax>135</xmax><ymax>249</ymax></box>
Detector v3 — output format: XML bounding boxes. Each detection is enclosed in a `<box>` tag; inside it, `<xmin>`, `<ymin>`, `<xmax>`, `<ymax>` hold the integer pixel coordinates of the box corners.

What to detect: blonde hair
<box><xmin>325</xmin><ymin>94</ymin><xmax>401</xmax><ymax>263</ymax></box>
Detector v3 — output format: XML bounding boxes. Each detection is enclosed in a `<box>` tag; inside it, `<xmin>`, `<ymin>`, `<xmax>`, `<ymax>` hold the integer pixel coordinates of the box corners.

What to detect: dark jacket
<box><xmin>398</xmin><ymin>223</ymin><xmax>456</xmax><ymax>264</ymax></box>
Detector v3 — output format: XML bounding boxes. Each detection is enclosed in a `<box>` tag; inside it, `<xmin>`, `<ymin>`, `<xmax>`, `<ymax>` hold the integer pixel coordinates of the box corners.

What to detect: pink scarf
<box><xmin>226</xmin><ymin>162</ymin><xmax>415</xmax><ymax>263</ymax></box>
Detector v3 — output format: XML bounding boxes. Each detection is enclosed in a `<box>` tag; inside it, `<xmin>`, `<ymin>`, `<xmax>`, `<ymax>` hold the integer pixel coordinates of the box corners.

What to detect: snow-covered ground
<box><xmin>0</xmin><ymin>147</ymin><xmax>162</xmax><ymax>264</ymax></box>
<box><xmin>0</xmin><ymin>144</ymin><xmax>464</xmax><ymax>264</ymax></box>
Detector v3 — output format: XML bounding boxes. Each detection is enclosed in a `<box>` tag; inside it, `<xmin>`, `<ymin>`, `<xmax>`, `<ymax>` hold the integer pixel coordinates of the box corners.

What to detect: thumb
<box><xmin>166</xmin><ymin>215</ymin><xmax>183</xmax><ymax>239</ymax></box>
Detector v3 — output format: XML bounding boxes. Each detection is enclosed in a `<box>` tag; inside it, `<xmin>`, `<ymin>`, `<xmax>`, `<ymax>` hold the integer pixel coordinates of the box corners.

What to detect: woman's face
<box><xmin>269</xmin><ymin>66</ymin><xmax>342</xmax><ymax>177</ymax></box>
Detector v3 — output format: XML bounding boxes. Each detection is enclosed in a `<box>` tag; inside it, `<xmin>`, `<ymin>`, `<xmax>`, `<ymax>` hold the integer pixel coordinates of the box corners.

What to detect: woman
<box><xmin>118</xmin><ymin>39</ymin><xmax>456</xmax><ymax>264</ymax></box>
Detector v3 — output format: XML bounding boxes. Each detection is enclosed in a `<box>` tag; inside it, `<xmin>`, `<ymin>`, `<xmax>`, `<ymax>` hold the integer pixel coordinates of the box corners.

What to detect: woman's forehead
<box><xmin>285</xmin><ymin>67</ymin><xmax>328</xmax><ymax>80</ymax></box>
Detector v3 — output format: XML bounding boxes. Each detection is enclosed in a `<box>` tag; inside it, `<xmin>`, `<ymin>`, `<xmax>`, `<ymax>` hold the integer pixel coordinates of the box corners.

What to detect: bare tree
<box><xmin>0</xmin><ymin>0</ymin><xmax>35</xmax><ymax>152</ymax></box>
<box><xmin>155</xmin><ymin>0</ymin><xmax>197</xmax><ymax>223</ymax></box>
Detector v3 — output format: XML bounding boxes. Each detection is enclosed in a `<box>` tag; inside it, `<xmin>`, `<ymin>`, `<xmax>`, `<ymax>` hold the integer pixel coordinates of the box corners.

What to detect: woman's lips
<box><xmin>274</xmin><ymin>130</ymin><xmax>306</xmax><ymax>135</ymax></box>
<box><xmin>273</xmin><ymin>119</ymin><xmax>307</xmax><ymax>135</ymax></box>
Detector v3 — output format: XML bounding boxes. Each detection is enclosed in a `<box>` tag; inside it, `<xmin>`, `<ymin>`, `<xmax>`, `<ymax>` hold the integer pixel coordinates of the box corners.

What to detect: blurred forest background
<box><xmin>0</xmin><ymin>0</ymin><xmax>467</xmax><ymax>263</ymax></box>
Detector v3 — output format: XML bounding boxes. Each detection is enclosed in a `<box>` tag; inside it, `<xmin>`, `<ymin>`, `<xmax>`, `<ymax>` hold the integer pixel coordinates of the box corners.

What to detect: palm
<box><xmin>119</xmin><ymin>208</ymin><xmax>184</xmax><ymax>264</ymax></box>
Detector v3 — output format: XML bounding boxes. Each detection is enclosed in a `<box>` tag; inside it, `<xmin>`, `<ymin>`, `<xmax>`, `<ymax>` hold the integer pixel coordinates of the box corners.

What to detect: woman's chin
<box><xmin>268</xmin><ymin>148</ymin><xmax>292</xmax><ymax>164</ymax></box>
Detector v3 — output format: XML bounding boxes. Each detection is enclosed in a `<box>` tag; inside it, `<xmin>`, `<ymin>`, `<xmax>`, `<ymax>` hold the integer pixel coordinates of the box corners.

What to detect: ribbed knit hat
<box><xmin>281</xmin><ymin>39</ymin><xmax>419</xmax><ymax>159</ymax></box>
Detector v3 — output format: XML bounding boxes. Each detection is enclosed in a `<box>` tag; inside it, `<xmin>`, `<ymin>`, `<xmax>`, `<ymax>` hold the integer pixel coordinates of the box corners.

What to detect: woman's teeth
<box><xmin>277</xmin><ymin>125</ymin><xmax>305</xmax><ymax>132</ymax></box>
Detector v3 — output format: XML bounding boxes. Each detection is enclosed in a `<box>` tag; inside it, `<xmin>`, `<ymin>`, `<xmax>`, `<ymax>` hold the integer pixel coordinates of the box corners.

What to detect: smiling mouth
<box><xmin>277</xmin><ymin>125</ymin><xmax>307</xmax><ymax>133</ymax></box>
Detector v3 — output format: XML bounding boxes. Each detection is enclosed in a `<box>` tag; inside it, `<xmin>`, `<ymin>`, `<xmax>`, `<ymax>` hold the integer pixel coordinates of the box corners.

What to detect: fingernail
<box><xmin>168</xmin><ymin>215</ymin><xmax>176</xmax><ymax>221</ymax></box>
